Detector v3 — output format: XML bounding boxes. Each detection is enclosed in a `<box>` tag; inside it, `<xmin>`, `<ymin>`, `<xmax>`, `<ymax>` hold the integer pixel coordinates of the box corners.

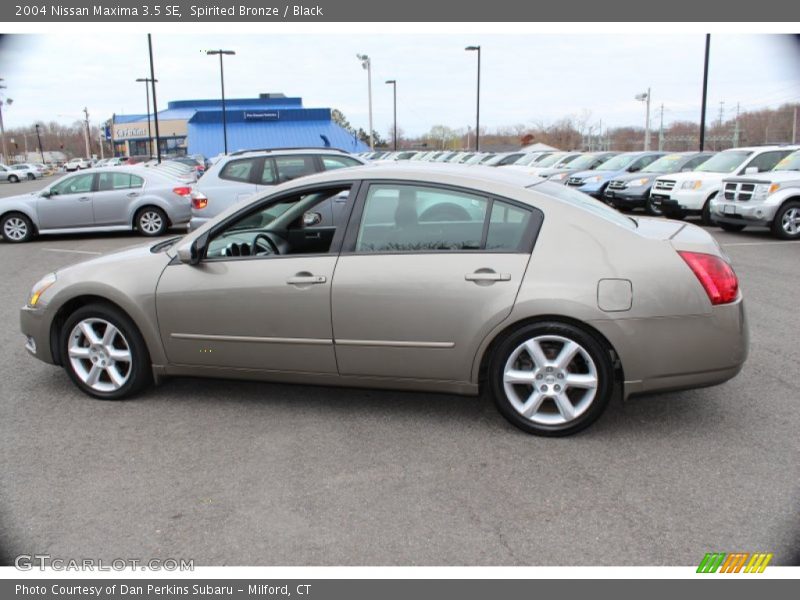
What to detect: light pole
<box><xmin>385</xmin><ymin>79</ymin><xmax>397</xmax><ymax>151</ymax></box>
<box><xmin>699</xmin><ymin>34</ymin><xmax>711</xmax><ymax>151</ymax></box>
<box><xmin>34</xmin><ymin>123</ymin><xmax>45</xmax><ymax>163</ymax></box>
<box><xmin>357</xmin><ymin>54</ymin><xmax>374</xmax><ymax>150</ymax></box>
<box><xmin>136</xmin><ymin>77</ymin><xmax>157</xmax><ymax>156</ymax></box>
<box><xmin>0</xmin><ymin>79</ymin><xmax>12</xmax><ymax>164</ymax></box>
<box><xmin>465</xmin><ymin>46</ymin><xmax>481</xmax><ymax>151</ymax></box>
<box><xmin>635</xmin><ymin>88</ymin><xmax>651</xmax><ymax>151</ymax></box>
<box><xmin>82</xmin><ymin>107</ymin><xmax>92</xmax><ymax>158</ymax></box>
<box><xmin>207</xmin><ymin>49</ymin><xmax>236</xmax><ymax>155</ymax></box>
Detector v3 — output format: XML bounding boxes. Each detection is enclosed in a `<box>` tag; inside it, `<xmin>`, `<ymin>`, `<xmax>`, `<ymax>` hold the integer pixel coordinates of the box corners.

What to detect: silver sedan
<box><xmin>1</xmin><ymin>166</ymin><xmax>193</xmax><ymax>243</ymax></box>
<box><xmin>19</xmin><ymin>164</ymin><xmax>748</xmax><ymax>436</ymax></box>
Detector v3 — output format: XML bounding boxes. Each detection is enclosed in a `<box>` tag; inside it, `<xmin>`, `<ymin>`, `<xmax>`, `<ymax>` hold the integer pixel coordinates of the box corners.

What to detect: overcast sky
<box><xmin>1</xmin><ymin>33</ymin><xmax>798</xmax><ymax>136</ymax></box>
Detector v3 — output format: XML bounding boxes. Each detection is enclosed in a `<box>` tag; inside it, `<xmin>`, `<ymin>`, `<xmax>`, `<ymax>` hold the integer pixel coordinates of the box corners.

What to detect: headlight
<box><xmin>753</xmin><ymin>183</ymin><xmax>780</xmax><ymax>201</ymax></box>
<box><xmin>681</xmin><ymin>180</ymin><xmax>703</xmax><ymax>190</ymax></box>
<box><xmin>627</xmin><ymin>177</ymin><xmax>650</xmax><ymax>188</ymax></box>
<box><xmin>584</xmin><ymin>175</ymin><xmax>602</xmax><ymax>184</ymax></box>
<box><xmin>28</xmin><ymin>273</ymin><xmax>56</xmax><ymax>307</ymax></box>
<box><xmin>549</xmin><ymin>173</ymin><xmax>568</xmax><ymax>181</ymax></box>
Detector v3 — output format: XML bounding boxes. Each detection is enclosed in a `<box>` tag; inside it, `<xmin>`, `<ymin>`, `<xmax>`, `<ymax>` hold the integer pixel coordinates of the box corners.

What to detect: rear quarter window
<box><xmin>534</xmin><ymin>181</ymin><xmax>636</xmax><ymax>230</ymax></box>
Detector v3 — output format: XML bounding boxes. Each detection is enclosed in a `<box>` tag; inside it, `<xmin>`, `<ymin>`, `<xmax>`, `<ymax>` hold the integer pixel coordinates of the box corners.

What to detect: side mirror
<box><xmin>628</xmin><ymin>165</ymin><xmax>640</xmax><ymax>172</ymax></box>
<box><xmin>744</xmin><ymin>166</ymin><xmax>759</xmax><ymax>175</ymax></box>
<box><xmin>302</xmin><ymin>211</ymin><xmax>322</xmax><ymax>227</ymax></box>
<box><xmin>40</xmin><ymin>190</ymin><xmax>51</xmax><ymax>198</ymax></box>
<box><xmin>177</xmin><ymin>233</ymin><xmax>208</xmax><ymax>265</ymax></box>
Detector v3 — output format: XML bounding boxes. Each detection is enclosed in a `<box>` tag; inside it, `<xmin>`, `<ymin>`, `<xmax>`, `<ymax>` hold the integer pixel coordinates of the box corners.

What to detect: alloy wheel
<box><xmin>139</xmin><ymin>210</ymin><xmax>164</xmax><ymax>235</ymax></box>
<box><xmin>67</xmin><ymin>318</ymin><xmax>133</xmax><ymax>393</ymax></box>
<box><xmin>502</xmin><ymin>335</ymin><xmax>598</xmax><ymax>425</ymax></box>
<box><xmin>782</xmin><ymin>207</ymin><xmax>800</xmax><ymax>236</ymax></box>
<box><xmin>3</xmin><ymin>217</ymin><xmax>29</xmax><ymax>241</ymax></box>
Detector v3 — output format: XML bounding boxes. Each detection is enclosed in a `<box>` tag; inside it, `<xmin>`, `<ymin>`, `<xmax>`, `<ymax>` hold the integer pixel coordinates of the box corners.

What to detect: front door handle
<box><xmin>127</xmin><ymin>192</ymin><xmax>140</xmax><ymax>197</ymax></box>
<box><xmin>286</xmin><ymin>273</ymin><xmax>327</xmax><ymax>285</ymax></box>
<box><xmin>78</xmin><ymin>196</ymin><xmax>91</xmax><ymax>202</ymax></box>
<box><xmin>465</xmin><ymin>270</ymin><xmax>511</xmax><ymax>282</ymax></box>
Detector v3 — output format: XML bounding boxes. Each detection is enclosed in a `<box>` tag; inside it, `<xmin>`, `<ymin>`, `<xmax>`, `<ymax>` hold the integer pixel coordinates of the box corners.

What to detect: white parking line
<box><xmin>41</xmin><ymin>248</ymin><xmax>102</xmax><ymax>255</ymax></box>
<box><xmin>722</xmin><ymin>240</ymin><xmax>800</xmax><ymax>247</ymax></box>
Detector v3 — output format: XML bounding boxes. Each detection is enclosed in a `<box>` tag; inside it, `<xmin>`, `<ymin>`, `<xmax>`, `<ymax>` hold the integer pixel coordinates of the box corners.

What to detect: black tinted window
<box><xmin>220</xmin><ymin>158</ymin><xmax>256</xmax><ymax>183</ymax></box>
<box><xmin>275</xmin><ymin>156</ymin><xmax>316</xmax><ymax>183</ymax></box>
<box><xmin>486</xmin><ymin>201</ymin><xmax>532</xmax><ymax>251</ymax></box>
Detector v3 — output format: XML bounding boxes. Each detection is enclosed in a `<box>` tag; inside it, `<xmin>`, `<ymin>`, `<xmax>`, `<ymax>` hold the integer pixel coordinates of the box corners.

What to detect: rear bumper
<box><xmin>591</xmin><ymin>299</ymin><xmax>749</xmax><ymax>399</ymax></box>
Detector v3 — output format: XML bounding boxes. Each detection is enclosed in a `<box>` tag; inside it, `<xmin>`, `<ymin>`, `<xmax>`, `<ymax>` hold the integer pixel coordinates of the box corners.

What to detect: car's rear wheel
<box><xmin>136</xmin><ymin>207</ymin><xmax>168</xmax><ymax>236</ymax></box>
<box><xmin>489</xmin><ymin>321</ymin><xmax>614</xmax><ymax>436</ymax></box>
<box><xmin>26</xmin><ymin>173</ymin><xmax>35</xmax><ymax>180</ymax></box>
<box><xmin>61</xmin><ymin>303</ymin><xmax>152</xmax><ymax>400</ymax></box>
<box><xmin>8</xmin><ymin>174</ymin><xmax>19</xmax><ymax>183</ymax></box>
<box><xmin>719</xmin><ymin>222</ymin><xmax>746</xmax><ymax>232</ymax></box>
<box><xmin>772</xmin><ymin>200</ymin><xmax>800</xmax><ymax>240</ymax></box>
<box><xmin>1</xmin><ymin>212</ymin><xmax>34</xmax><ymax>243</ymax></box>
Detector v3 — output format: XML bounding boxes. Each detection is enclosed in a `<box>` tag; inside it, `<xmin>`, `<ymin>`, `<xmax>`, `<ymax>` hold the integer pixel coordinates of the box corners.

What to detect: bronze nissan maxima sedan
<box><xmin>20</xmin><ymin>164</ymin><xmax>748</xmax><ymax>436</ymax></box>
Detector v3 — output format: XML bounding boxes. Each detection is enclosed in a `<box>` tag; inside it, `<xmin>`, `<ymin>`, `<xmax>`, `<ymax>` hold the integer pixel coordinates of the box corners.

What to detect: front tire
<box><xmin>488</xmin><ymin>321</ymin><xmax>614</xmax><ymax>436</ymax></box>
<box><xmin>61</xmin><ymin>303</ymin><xmax>152</xmax><ymax>400</ymax></box>
<box><xmin>135</xmin><ymin>207</ymin><xmax>168</xmax><ymax>236</ymax></box>
<box><xmin>772</xmin><ymin>200</ymin><xmax>800</xmax><ymax>240</ymax></box>
<box><xmin>701</xmin><ymin>193</ymin><xmax>717</xmax><ymax>226</ymax></box>
<box><xmin>719</xmin><ymin>222</ymin><xmax>746</xmax><ymax>232</ymax></box>
<box><xmin>8</xmin><ymin>174</ymin><xmax>19</xmax><ymax>183</ymax></box>
<box><xmin>1</xmin><ymin>212</ymin><xmax>34</xmax><ymax>243</ymax></box>
<box><xmin>644</xmin><ymin>195</ymin><xmax>663</xmax><ymax>216</ymax></box>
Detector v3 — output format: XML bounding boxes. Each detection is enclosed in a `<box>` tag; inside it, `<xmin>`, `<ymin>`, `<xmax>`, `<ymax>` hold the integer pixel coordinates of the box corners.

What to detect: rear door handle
<box><xmin>127</xmin><ymin>192</ymin><xmax>140</xmax><ymax>197</ymax></box>
<box><xmin>286</xmin><ymin>274</ymin><xmax>327</xmax><ymax>285</ymax></box>
<box><xmin>78</xmin><ymin>196</ymin><xmax>91</xmax><ymax>202</ymax></box>
<box><xmin>465</xmin><ymin>271</ymin><xmax>511</xmax><ymax>282</ymax></box>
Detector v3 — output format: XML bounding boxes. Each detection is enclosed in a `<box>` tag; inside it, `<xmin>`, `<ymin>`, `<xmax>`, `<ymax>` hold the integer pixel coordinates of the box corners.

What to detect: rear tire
<box><xmin>26</xmin><ymin>173</ymin><xmax>35</xmax><ymax>181</ymax></box>
<box><xmin>771</xmin><ymin>200</ymin><xmax>800</xmax><ymax>240</ymax></box>
<box><xmin>488</xmin><ymin>321</ymin><xmax>614</xmax><ymax>436</ymax></box>
<box><xmin>135</xmin><ymin>206</ymin><xmax>168</xmax><ymax>237</ymax></box>
<box><xmin>61</xmin><ymin>303</ymin><xmax>152</xmax><ymax>400</ymax></box>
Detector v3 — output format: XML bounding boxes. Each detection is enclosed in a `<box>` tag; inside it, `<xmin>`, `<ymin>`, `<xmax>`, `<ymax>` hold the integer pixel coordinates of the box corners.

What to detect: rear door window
<box><xmin>274</xmin><ymin>156</ymin><xmax>317</xmax><ymax>183</ymax></box>
<box><xmin>220</xmin><ymin>158</ymin><xmax>257</xmax><ymax>183</ymax></box>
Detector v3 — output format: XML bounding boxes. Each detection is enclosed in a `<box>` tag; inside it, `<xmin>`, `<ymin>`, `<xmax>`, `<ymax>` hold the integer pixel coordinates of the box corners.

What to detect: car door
<box><xmin>36</xmin><ymin>172</ymin><xmax>96</xmax><ymax>229</ymax></box>
<box><xmin>331</xmin><ymin>181</ymin><xmax>541</xmax><ymax>383</ymax></box>
<box><xmin>92</xmin><ymin>171</ymin><xmax>145</xmax><ymax>226</ymax></box>
<box><xmin>155</xmin><ymin>182</ymin><xmax>358</xmax><ymax>374</ymax></box>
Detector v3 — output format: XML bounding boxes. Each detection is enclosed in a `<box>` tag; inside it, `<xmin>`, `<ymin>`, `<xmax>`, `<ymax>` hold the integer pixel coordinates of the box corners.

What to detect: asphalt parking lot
<box><xmin>0</xmin><ymin>179</ymin><xmax>797</xmax><ymax>567</ymax></box>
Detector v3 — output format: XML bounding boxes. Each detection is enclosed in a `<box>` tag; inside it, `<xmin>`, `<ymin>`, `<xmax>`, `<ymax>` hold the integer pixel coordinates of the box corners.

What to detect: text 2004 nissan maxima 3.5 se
<box><xmin>20</xmin><ymin>164</ymin><xmax>748</xmax><ymax>436</ymax></box>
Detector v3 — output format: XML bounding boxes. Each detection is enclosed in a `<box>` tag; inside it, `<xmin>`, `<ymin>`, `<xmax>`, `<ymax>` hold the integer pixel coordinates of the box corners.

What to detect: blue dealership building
<box><xmin>110</xmin><ymin>93</ymin><xmax>368</xmax><ymax>158</ymax></box>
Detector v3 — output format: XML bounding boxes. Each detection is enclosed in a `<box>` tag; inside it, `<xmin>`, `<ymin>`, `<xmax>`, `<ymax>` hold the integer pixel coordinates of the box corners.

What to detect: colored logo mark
<box><xmin>697</xmin><ymin>552</ymin><xmax>773</xmax><ymax>573</ymax></box>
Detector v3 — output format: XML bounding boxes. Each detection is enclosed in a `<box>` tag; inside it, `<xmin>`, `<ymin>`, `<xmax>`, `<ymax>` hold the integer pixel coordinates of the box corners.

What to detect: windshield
<box><xmin>773</xmin><ymin>151</ymin><xmax>800</xmax><ymax>171</ymax></box>
<box><xmin>695</xmin><ymin>150</ymin><xmax>752</xmax><ymax>173</ymax></box>
<box><xmin>530</xmin><ymin>153</ymin><xmax>566</xmax><ymax>168</ymax></box>
<box><xmin>596</xmin><ymin>154</ymin><xmax>638</xmax><ymax>171</ymax></box>
<box><xmin>532</xmin><ymin>182</ymin><xmax>636</xmax><ymax>230</ymax></box>
<box><xmin>642</xmin><ymin>154</ymin><xmax>690</xmax><ymax>173</ymax></box>
<box><xmin>559</xmin><ymin>153</ymin><xmax>605</xmax><ymax>171</ymax></box>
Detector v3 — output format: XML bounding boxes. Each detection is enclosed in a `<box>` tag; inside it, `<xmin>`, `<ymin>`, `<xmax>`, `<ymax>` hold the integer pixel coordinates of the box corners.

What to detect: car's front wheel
<box><xmin>135</xmin><ymin>207</ymin><xmax>168</xmax><ymax>236</ymax></box>
<box><xmin>489</xmin><ymin>321</ymin><xmax>614</xmax><ymax>436</ymax></box>
<box><xmin>8</xmin><ymin>174</ymin><xmax>19</xmax><ymax>183</ymax></box>
<box><xmin>61</xmin><ymin>303</ymin><xmax>152</xmax><ymax>400</ymax></box>
<box><xmin>644</xmin><ymin>195</ymin><xmax>663</xmax><ymax>216</ymax></box>
<box><xmin>772</xmin><ymin>200</ymin><xmax>800</xmax><ymax>240</ymax></box>
<box><xmin>1</xmin><ymin>212</ymin><xmax>34</xmax><ymax>243</ymax></box>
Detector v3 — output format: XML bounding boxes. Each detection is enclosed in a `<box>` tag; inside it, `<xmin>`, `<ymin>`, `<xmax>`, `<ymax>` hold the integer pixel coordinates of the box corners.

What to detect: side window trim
<box><xmin>340</xmin><ymin>180</ymin><xmax>543</xmax><ymax>255</ymax></box>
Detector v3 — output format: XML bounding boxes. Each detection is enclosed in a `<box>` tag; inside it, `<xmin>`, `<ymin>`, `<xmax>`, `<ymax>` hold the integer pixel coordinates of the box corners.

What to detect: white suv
<box><xmin>710</xmin><ymin>150</ymin><xmax>800</xmax><ymax>239</ymax></box>
<box><xmin>64</xmin><ymin>158</ymin><xmax>92</xmax><ymax>171</ymax></box>
<box><xmin>650</xmin><ymin>146</ymin><xmax>797</xmax><ymax>223</ymax></box>
<box><xmin>189</xmin><ymin>148</ymin><xmax>366</xmax><ymax>231</ymax></box>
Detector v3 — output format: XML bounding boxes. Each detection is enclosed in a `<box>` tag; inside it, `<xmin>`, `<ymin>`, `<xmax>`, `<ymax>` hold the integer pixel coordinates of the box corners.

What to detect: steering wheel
<box><xmin>252</xmin><ymin>233</ymin><xmax>280</xmax><ymax>256</ymax></box>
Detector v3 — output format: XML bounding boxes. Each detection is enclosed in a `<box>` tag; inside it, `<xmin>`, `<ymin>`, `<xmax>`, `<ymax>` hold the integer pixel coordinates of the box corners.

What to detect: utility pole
<box><xmin>733</xmin><ymin>103</ymin><xmax>741</xmax><ymax>148</ymax></box>
<box><xmin>82</xmin><ymin>107</ymin><xmax>91</xmax><ymax>158</ymax></box>
<box><xmin>356</xmin><ymin>54</ymin><xmax>374</xmax><ymax>150</ymax></box>
<box><xmin>0</xmin><ymin>79</ymin><xmax>10</xmax><ymax>164</ymax></box>
<box><xmin>699</xmin><ymin>34</ymin><xmax>711</xmax><ymax>151</ymax></box>
<box><xmin>598</xmin><ymin>119</ymin><xmax>602</xmax><ymax>151</ymax></box>
<box><xmin>793</xmin><ymin>105</ymin><xmax>797</xmax><ymax>144</ymax></box>
<box><xmin>34</xmin><ymin>123</ymin><xmax>45</xmax><ymax>162</ymax></box>
<box><xmin>635</xmin><ymin>88</ymin><xmax>651</xmax><ymax>150</ymax></box>
<box><xmin>658</xmin><ymin>104</ymin><xmax>664</xmax><ymax>151</ymax></box>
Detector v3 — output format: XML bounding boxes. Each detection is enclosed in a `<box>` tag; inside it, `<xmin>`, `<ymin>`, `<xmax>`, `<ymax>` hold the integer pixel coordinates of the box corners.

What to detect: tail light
<box><xmin>191</xmin><ymin>190</ymin><xmax>208</xmax><ymax>210</ymax></box>
<box><xmin>172</xmin><ymin>186</ymin><xmax>192</xmax><ymax>197</ymax></box>
<box><xmin>678</xmin><ymin>251</ymin><xmax>738</xmax><ymax>305</ymax></box>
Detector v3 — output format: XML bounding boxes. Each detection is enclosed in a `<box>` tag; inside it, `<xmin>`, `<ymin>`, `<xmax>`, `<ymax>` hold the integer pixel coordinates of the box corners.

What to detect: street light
<box><xmin>206</xmin><ymin>49</ymin><xmax>236</xmax><ymax>155</ymax></box>
<box><xmin>635</xmin><ymin>88</ymin><xmax>652</xmax><ymax>151</ymax></box>
<box><xmin>0</xmin><ymin>79</ymin><xmax>12</xmax><ymax>164</ymax></box>
<box><xmin>465</xmin><ymin>46</ymin><xmax>481</xmax><ymax>151</ymax></box>
<box><xmin>135</xmin><ymin>77</ymin><xmax>157</xmax><ymax>157</ymax></box>
<box><xmin>357</xmin><ymin>54</ymin><xmax>374</xmax><ymax>150</ymax></box>
<box><xmin>385</xmin><ymin>79</ymin><xmax>397</xmax><ymax>151</ymax></box>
